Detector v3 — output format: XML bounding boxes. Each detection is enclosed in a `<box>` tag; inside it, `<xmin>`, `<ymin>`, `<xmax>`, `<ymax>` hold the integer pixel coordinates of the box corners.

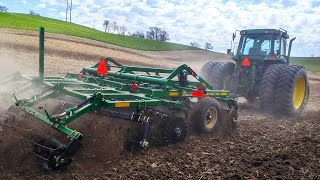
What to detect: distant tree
<box><xmin>310</xmin><ymin>54</ymin><xmax>315</xmax><ymax>57</ymax></box>
<box><xmin>118</xmin><ymin>25</ymin><xmax>127</xmax><ymax>35</ymax></box>
<box><xmin>146</xmin><ymin>27</ymin><xmax>170</xmax><ymax>41</ymax></box>
<box><xmin>146</xmin><ymin>27</ymin><xmax>160</xmax><ymax>40</ymax></box>
<box><xmin>103</xmin><ymin>20</ymin><xmax>110</xmax><ymax>32</ymax></box>
<box><xmin>29</xmin><ymin>10</ymin><xmax>40</xmax><ymax>16</ymax></box>
<box><xmin>131</xmin><ymin>31</ymin><xmax>145</xmax><ymax>38</ymax></box>
<box><xmin>0</xmin><ymin>5</ymin><xmax>9</xmax><ymax>12</ymax></box>
<box><xmin>159</xmin><ymin>30</ymin><xmax>170</xmax><ymax>41</ymax></box>
<box><xmin>204</xmin><ymin>42</ymin><xmax>213</xmax><ymax>50</ymax></box>
<box><xmin>107</xmin><ymin>25</ymin><xmax>113</xmax><ymax>33</ymax></box>
<box><xmin>110</xmin><ymin>21</ymin><xmax>119</xmax><ymax>34</ymax></box>
<box><xmin>190</xmin><ymin>42</ymin><xmax>200</xmax><ymax>48</ymax></box>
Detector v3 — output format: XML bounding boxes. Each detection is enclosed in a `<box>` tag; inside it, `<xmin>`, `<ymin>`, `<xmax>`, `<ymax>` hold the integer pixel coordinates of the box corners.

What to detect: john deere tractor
<box><xmin>200</xmin><ymin>28</ymin><xmax>309</xmax><ymax>116</ymax></box>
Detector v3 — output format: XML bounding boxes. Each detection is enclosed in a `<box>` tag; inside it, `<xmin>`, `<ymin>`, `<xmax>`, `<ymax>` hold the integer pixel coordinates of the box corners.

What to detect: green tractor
<box><xmin>200</xmin><ymin>28</ymin><xmax>309</xmax><ymax>116</ymax></box>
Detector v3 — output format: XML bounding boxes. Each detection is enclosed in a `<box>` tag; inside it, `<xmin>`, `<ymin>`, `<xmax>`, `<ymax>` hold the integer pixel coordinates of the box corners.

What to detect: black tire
<box><xmin>193</xmin><ymin>97</ymin><xmax>222</xmax><ymax>133</ymax></box>
<box><xmin>200</xmin><ymin>61</ymin><xmax>224</xmax><ymax>80</ymax></box>
<box><xmin>274</xmin><ymin>65</ymin><xmax>309</xmax><ymax>116</ymax></box>
<box><xmin>200</xmin><ymin>61</ymin><xmax>235</xmax><ymax>91</ymax></box>
<box><xmin>259</xmin><ymin>64</ymin><xmax>286</xmax><ymax>113</ymax></box>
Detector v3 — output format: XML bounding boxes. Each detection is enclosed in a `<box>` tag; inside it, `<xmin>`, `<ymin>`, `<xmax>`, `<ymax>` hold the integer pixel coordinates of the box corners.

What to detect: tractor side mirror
<box><xmin>232</xmin><ymin>33</ymin><xmax>236</xmax><ymax>41</ymax></box>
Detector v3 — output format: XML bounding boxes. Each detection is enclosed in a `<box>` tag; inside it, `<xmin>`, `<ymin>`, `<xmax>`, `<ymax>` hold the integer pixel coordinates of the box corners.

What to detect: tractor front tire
<box><xmin>274</xmin><ymin>65</ymin><xmax>309</xmax><ymax>116</ymax></box>
<box><xmin>200</xmin><ymin>61</ymin><xmax>235</xmax><ymax>91</ymax></box>
<box><xmin>193</xmin><ymin>97</ymin><xmax>222</xmax><ymax>134</ymax></box>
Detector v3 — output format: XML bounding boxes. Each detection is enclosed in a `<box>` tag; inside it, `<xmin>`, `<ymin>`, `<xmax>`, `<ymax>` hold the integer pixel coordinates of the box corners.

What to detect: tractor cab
<box><xmin>233</xmin><ymin>29</ymin><xmax>295</xmax><ymax>64</ymax></box>
<box><xmin>226</xmin><ymin>28</ymin><xmax>297</xmax><ymax>99</ymax></box>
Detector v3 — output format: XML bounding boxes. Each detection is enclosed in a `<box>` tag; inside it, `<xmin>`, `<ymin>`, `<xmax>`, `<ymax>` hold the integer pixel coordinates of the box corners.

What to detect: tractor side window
<box><xmin>274</xmin><ymin>39</ymin><xmax>286</xmax><ymax>55</ymax></box>
<box><xmin>274</xmin><ymin>40</ymin><xmax>280</xmax><ymax>55</ymax></box>
<box><xmin>242</xmin><ymin>37</ymin><xmax>254</xmax><ymax>55</ymax></box>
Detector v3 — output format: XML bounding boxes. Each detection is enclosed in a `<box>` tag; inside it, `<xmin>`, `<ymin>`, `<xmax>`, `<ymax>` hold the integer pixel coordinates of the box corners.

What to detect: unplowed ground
<box><xmin>0</xmin><ymin>30</ymin><xmax>319</xmax><ymax>179</ymax></box>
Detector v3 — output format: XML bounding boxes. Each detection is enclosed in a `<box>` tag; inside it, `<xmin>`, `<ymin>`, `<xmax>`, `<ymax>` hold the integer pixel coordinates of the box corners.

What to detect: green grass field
<box><xmin>290</xmin><ymin>57</ymin><xmax>320</xmax><ymax>72</ymax></box>
<box><xmin>0</xmin><ymin>12</ymin><xmax>197</xmax><ymax>51</ymax></box>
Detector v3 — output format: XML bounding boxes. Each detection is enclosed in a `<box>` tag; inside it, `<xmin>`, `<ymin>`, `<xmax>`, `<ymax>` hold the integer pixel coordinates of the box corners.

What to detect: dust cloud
<box><xmin>0</xmin><ymin>46</ymin><xmax>20</xmax><ymax>113</ymax></box>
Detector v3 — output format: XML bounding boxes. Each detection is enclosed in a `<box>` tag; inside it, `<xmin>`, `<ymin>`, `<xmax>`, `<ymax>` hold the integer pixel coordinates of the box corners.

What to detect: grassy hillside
<box><xmin>291</xmin><ymin>57</ymin><xmax>320</xmax><ymax>72</ymax></box>
<box><xmin>0</xmin><ymin>12</ymin><xmax>197</xmax><ymax>51</ymax></box>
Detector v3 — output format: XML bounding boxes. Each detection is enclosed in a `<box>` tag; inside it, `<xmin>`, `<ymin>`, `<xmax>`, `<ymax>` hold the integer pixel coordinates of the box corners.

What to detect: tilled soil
<box><xmin>0</xmin><ymin>30</ymin><xmax>319</xmax><ymax>179</ymax></box>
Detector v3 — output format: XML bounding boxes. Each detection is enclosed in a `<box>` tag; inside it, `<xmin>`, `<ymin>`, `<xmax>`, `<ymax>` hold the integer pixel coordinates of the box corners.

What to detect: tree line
<box><xmin>103</xmin><ymin>20</ymin><xmax>170</xmax><ymax>41</ymax></box>
<box><xmin>1</xmin><ymin>5</ymin><xmax>213</xmax><ymax>49</ymax></box>
<box><xmin>1</xmin><ymin>5</ymin><xmax>40</xmax><ymax>16</ymax></box>
<box><xmin>190</xmin><ymin>41</ymin><xmax>213</xmax><ymax>50</ymax></box>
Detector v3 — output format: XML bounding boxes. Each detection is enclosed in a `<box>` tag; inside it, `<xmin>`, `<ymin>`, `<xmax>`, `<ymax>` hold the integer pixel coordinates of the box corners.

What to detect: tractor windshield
<box><xmin>237</xmin><ymin>33</ymin><xmax>272</xmax><ymax>56</ymax></box>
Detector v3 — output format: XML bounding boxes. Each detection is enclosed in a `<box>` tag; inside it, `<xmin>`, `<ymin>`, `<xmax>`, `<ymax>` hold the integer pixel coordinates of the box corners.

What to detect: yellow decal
<box><xmin>221</xmin><ymin>92</ymin><xmax>228</xmax><ymax>96</ymax></box>
<box><xmin>206</xmin><ymin>92</ymin><xmax>215</xmax><ymax>96</ymax></box>
<box><xmin>115</xmin><ymin>102</ymin><xmax>130</xmax><ymax>108</ymax></box>
<box><xmin>169</xmin><ymin>91</ymin><xmax>179</xmax><ymax>97</ymax></box>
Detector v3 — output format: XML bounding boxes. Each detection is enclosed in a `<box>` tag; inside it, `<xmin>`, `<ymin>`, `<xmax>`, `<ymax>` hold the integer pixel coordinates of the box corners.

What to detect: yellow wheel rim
<box><xmin>205</xmin><ymin>107</ymin><xmax>218</xmax><ymax>129</ymax></box>
<box><xmin>293</xmin><ymin>76</ymin><xmax>306</xmax><ymax>109</ymax></box>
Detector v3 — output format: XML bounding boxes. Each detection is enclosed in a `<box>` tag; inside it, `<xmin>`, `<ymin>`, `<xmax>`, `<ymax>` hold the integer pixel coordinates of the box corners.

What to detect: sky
<box><xmin>1</xmin><ymin>0</ymin><xmax>320</xmax><ymax>57</ymax></box>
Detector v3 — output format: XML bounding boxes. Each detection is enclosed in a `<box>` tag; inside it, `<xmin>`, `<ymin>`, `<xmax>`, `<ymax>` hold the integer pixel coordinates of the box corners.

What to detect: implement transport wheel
<box><xmin>193</xmin><ymin>97</ymin><xmax>221</xmax><ymax>134</ymax></box>
<box><xmin>259</xmin><ymin>64</ymin><xmax>286</xmax><ymax>113</ymax></box>
<box><xmin>162</xmin><ymin>117</ymin><xmax>188</xmax><ymax>144</ymax></box>
<box><xmin>200</xmin><ymin>61</ymin><xmax>235</xmax><ymax>91</ymax></box>
<box><xmin>274</xmin><ymin>65</ymin><xmax>309</xmax><ymax>116</ymax></box>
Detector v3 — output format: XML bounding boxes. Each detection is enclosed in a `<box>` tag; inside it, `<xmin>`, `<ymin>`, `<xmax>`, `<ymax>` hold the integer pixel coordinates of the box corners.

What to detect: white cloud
<box><xmin>37</xmin><ymin>0</ymin><xmax>320</xmax><ymax>56</ymax></box>
<box><xmin>39</xmin><ymin>0</ymin><xmax>64</xmax><ymax>7</ymax></box>
<box><xmin>35</xmin><ymin>3</ymin><xmax>46</xmax><ymax>10</ymax></box>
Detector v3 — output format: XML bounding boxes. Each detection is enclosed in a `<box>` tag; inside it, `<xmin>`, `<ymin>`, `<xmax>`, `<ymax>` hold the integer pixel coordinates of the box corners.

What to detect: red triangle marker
<box><xmin>97</xmin><ymin>57</ymin><xmax>108</xmax><ymax>76</ymax></box>
<box><xmin>241</xmin><ymin>56</ymin><xmax>251</xmax><ymax>67</ymax></box>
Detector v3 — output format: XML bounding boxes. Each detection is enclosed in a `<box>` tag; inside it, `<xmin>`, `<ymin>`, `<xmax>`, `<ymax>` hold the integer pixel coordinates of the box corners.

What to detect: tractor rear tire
<box><xmin>274</xmin><ymin>65</ymin><xmax>309</xmax><ymax>116</ymax></box>
<box><xmin>259</xmin><ymin>64</ymin><xmax>286</xmax><ymax>113</ymax></box>
<box><xmin>200</xmin><ymin>61</ymin><xmax>235</xmax><ymax>91</ymax></box>
<box><xmin>200</xmin><ymin>61</ymin><xmax>224</xmax><ymax>80</ymax></box>
<box><xmin>192</xmin><ymin>97</ymin><xmax>221</xmax><ymax>134</ymax></box>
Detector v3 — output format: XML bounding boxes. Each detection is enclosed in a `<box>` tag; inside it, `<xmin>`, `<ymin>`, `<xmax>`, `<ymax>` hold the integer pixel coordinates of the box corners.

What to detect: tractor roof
<box><xmin>240</xmin><ymin>29</ymin><xmax>289</xmax><ymax>39</ymax></box>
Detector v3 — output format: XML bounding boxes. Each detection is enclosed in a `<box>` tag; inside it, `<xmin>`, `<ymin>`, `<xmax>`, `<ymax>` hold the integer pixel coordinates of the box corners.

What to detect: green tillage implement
<box><xmin>1</xmin><ymin>28</ymin><xmax>238</xmax><ymax>170</ymax></box>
